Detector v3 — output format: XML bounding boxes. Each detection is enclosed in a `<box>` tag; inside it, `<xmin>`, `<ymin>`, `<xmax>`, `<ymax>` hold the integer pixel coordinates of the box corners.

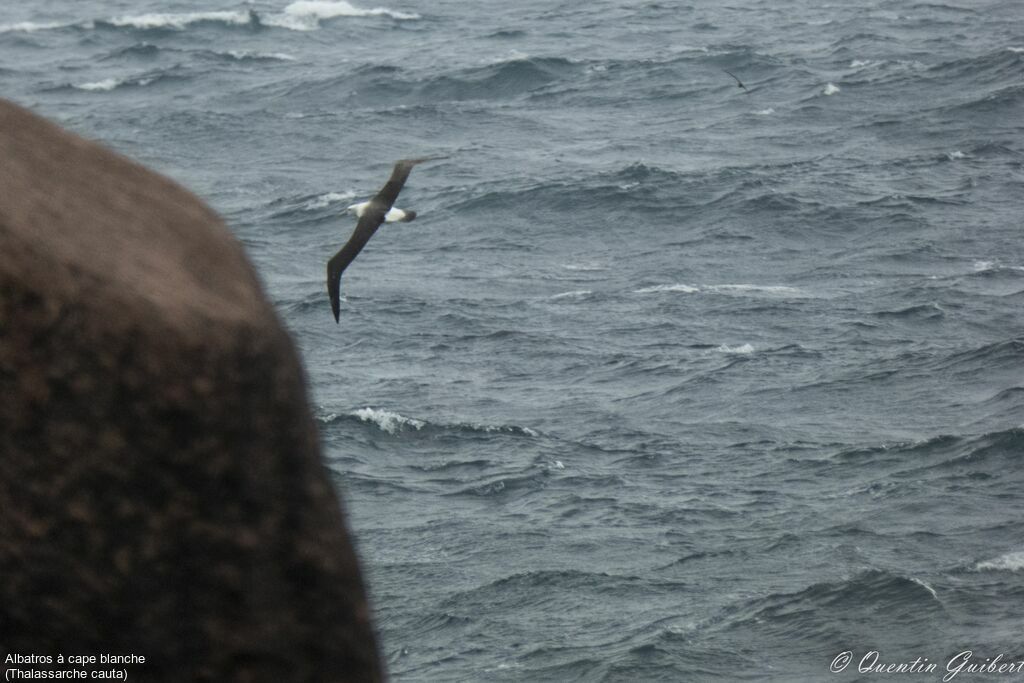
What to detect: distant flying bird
<box><xmin>327</xmin><ymin>157</ymin><xmax>444</xmax><ymax>322</ymax></box>
<box><xmin>723</xmin><ymin>69</ymin><xmax>749</xmax><ymax>93</ymax></box>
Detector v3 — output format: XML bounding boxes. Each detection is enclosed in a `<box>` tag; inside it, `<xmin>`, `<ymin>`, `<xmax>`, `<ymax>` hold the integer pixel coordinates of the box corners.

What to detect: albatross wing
<box><xmin>327</xmin><ymin>212</ymin><xmax>383</xmax><ymax>322</ymax></box>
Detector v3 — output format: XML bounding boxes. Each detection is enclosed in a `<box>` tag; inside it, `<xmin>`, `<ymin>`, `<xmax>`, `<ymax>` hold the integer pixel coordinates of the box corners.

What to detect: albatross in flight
<box><xmin>723</xmin><ymin>69</ymin><xmax>750</xmax><ymax>93</ymax></box>
<box><xmin>327</xmin><ymin>157</ymin><xmax>444</xmax><ymax>322</ymax></box>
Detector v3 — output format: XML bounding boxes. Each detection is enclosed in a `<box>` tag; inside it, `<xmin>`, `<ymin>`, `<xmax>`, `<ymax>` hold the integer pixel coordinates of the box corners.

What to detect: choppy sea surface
<box><xmin>5</xmin><ymin>0</ymin><xmax>1024</xmax><ymax>679</ymax></box>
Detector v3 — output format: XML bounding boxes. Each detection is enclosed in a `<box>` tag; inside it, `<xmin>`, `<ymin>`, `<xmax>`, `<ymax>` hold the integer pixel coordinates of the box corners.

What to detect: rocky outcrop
<box><xmin>0</xmin><ymin>99</ymin><xmax>383</xmax><ymax>681</ymax></box>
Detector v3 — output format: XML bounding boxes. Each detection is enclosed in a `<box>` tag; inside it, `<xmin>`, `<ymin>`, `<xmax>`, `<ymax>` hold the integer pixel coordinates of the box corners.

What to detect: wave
<box><xmin>445</xmin><ymin>469</ymin><xmax>552</xmax><ymax>498</ymax></box>
<box><xmin>561</xmin><ymin>262</ymin><xmax>608</xmax><ymax>273</ymax></box>
<box><xmin>971</xmin><ymin>260</ymin><xmax>1024</xmax><ymax>275</ymax></box>
<box><xmin>716</xmin><ymin>343</ymin><xmax>755</xmax><ymax>355</ymax></box>
<box><xmin>416</xmin><ymin>56</ymin><xmax>581</xmax><ymax>103</ymax></box>
<box><xmin>3</xmin><ymin>2</ymin><xmax>418</xmax><ymax>36</ymax></box>
<box><xmin>75</xmin><ymin>78</ymin><xmax>123</xmax><ymax>92</ymax></box>
<box><xmin>635</xmin><ymin>283</ymin><xmax>806</xmax><ymax>297</ymax></box>
<box><xmin>101</xmin><ymin>10</ymin><xmax>255</xmax><ymax>30</ymax></box>
<box><xmin>981</xmin><ymin>386</ymin><xmax>1024</xmax><ymax>406</ymax></box>
<box><xmin>834</xmin><ymin>57</ymin><xmax>929</xmax><ymax>88</ymax></box>
<box><xmin>830</xmin><ymin>434</ymin><xmax>958</xmax><ymax>464</ymax></box>
<box><xmin>634</xmin><ymin>283</ymin><xmax>700</xmax><ymax>294</ymax></box>
<box><xmin>725</xmin><ymin>569</ymin><xmax>944</xmax><ymax>638</ymax></box>
<box><xmin>349</xmin><ymin>407</ymin><xmax>426</xmax><ymax>434</ymax></box>
<box><xmin>319</xmin><ymin>407</ymin><xmax>540</xmax><ymax>438</ymax></box>
<box><xmin>449</xmin><ymin>161</ymin><xmax>689</xmax><ymax>216</ymax></box>
<box><xmin>264</xmin><ymin>0</ymin><xmax>420</xmax><ymax>31</ymax></box>
<box><xmin>303</xmin><ymin>191</ymin><xmax>356</xmax><ymax>210</ymax></box>
<box><xmin>834</xmin><ymin>429</ymin><xmax>1024</xmax><ymax>479</ymax></box>
<box><xmin>445</xmin><ymin>570</ymin><xmax>684</xmax><ymax>609</ymax></box>
<box><xmin>260</xmin><ymin>191</ymin><xmax>357</xmax><ymax>227</ymax></box>
<box><xmin>0</xmin><ymin>21</ymin><xmax>72</xmax><ymax>33</ymax></box>
<box><xmin>872</xmin><ymin>302</ymin><xmax>945</xmax><ymax>320</ymax></box>
<box><xmin>274</xmin><ymin>56</ymin><xmax>582</xmax><ymax>109</ymax></box>
<box><xmin>67</xmin><ymin>67</ymin><xmax>190</xmax><ymax>92</ymax></box>
<box><xmin>935</xmin><ymin>83</ymin><xmax>1024</xmax><ymax>118</ymax></box>
<box><xmin>549</xmin><ymin>290</ymin><xmax>592</xmax><ymax>300</ymax></box>
<box><xmin>96</xmin><ymin>42</ymin><xmax>297</xmax><ymax>64</ymax></box>
<box><xmin>99</xmin><ymin>43</ymin><xmax>162</xmax><ymax>60</ymax></box>
<box><xmin>930</xmin><ymin>339</ymin><xmax>1024</xmax><ymax>375</ymax></box>
<box><xmin>925</xmin><ymin>47</ymin><xmax>1023</xmax><ymax>84</ymax></box>
<box><xmin>974</xmin><ymin>550</ymin><xmax>1024</xmax><ymax>572</ymax></box>
<box><xmin>452</xmin><ymin>159</ymin><xmax>838</xmax><ymax>223</ymax></box>
<box><xmin>219</xmin><ymin>49</ymin><xmax>298</xmax><ymax>62</ymax></box>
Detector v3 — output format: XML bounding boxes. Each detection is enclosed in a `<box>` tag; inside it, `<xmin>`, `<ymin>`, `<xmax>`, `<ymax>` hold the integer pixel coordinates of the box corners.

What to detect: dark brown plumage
<box><xmin>723</xmin><ymin>69</ymin><xmax>750</xmax><ymax>93</ymax></box>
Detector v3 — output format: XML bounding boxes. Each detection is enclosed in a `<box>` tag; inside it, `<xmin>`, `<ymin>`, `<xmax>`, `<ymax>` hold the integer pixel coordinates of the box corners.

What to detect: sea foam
<box><xmin>266</xmin><ymin>0</ymin><xmax>420</xmax><ymax>30</ymax></box>
<box><xmin>975</xmin><ymin>551</ymin><xmax>1024</xmax><ymax>572</ymax></box>
<box><xmin>0</xmin><ymin>21</ymin><xmax>69</xmax><ymax>33</ymax></box>
<box><xmin>75</xmin><ymin>78</ymin><xmax>122</xmax><ymax>92</ymax></box>
<box><xmin>352</xmin><ymin>407</ymin><xmax>426</xmax><ymax>434</ymax></box>
<box><xmin>550</xmin><ymin>290</ymin><xmax>592</xmax><ymax>300</ymax></box>
<box><xmin>635</xmin><ymin>283</ymin><xmax>700</xmax><ymax>294</ymax></box>
<box><xmin>107</xmin><ymin>10</ymin><xmax>253</xmax><ymax>30</ymax></box>
<box><xmin>717</xmin><ymin>344</ymin><xmax>755</xmax><ymax>354</ymax></box>
<box><xmin>305</xmin><ymin>191</ymin><xmax>356</xmax><ymax>210</ymax></box>
<box><xmin>636</xmin><ymin>283</ymin><xmax>804</xmax><ymax>296</ymax></box>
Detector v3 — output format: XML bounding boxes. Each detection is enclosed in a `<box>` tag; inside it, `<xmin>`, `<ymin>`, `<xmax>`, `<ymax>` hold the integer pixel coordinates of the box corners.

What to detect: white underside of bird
<box><xmin>346</xmin><ymin>201</ymin><xmax>412</xmax><ymax>223</ymax></box>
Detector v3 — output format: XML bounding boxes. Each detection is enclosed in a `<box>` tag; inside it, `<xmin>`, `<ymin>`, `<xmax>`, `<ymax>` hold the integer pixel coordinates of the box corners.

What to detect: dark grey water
<box><xmin>4</xmin><ymin>0</ymin><xmax>1024</xmax><ymax>679</ymax></box>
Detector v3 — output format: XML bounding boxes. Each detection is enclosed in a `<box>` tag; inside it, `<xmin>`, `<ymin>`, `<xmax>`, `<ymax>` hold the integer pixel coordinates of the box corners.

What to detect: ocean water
<box><xmin>5</xmin><ymin>0</ymin><xmax>1024</xmax><ymax>679</ymax></box>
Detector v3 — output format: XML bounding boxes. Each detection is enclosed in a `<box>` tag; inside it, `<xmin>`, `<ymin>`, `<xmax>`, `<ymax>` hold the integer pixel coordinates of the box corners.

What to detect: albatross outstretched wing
<box><xmin>723</xmin><ymin>69</ymin><xmax>749</xmax><ymax>93</ymax></box>
<box><xmin>327</xmin><ymin>156</ymin><xmax>445</xmax><ymax>322</ymax></box>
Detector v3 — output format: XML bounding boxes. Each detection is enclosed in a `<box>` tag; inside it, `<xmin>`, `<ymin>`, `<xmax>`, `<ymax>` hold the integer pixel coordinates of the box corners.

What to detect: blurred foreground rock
<box><xmin>0</xmin><ymin>99</ymin><xmax>383</xmax><ymax>682</ymax></box>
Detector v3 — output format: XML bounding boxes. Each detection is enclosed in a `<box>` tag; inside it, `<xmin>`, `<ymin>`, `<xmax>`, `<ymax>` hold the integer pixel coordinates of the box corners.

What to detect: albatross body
<box><xmin>346</xmin><ymin>201</ymin><xmax>416</xmax><ymax>224</ymax></box>
<box><xmin>326</xmin><ymin>157</ymin><xmax>443</xmax><ymax>322</ymax></box>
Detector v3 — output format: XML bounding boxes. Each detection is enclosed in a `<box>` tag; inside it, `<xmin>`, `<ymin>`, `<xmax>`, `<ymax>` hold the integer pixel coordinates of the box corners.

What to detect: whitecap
<box><xmin>910</xmin><ymin>576</ymin><xmax>938</xmax><ymax>599</ymax></box>
<box><xmin>0</xmin><ymin>21</ymin><xmax>69</xmax><ymax>33</ymax></box>
<box><xmin>75</xmin><ymin>78</ymin><xmax>122</xmax><ymax>92</ymax></box>
<box><xmin>306</xmin><ymin>191</ymin><xmax>356</xmax><ymax>210</ymax></box>
<box><xmin>561</xmin><ymin>263</ymin><xmax>607</xmax><ymax>272</ymax></box>
<box><xmin>550</xmin><ymin>290</ymin><xmax>591</xmax><ymax>300</ymax></box>
<box><xmin>482</xmin><ymin>424</ymin><xmax>539</xmax><ymax>437</ymax></box>
<box><xmin>266</xmin><ymin>0</ymin><xmax>420</xmax><ymax>31</ymax></box>
<box><xmin>107</xmin><ymin>10</ymin><xmax>253</xmax><ymax>30</ymax></box>
<box><xmin>635</xmin><ymin>283</ymin><xmax>700</xmax><ymax>294</ymax></box>
<box><xmin>671</xmin><ymin>45</ymin><xmax>709</xmax><ymax>54</ymax></box>
<box><xmin>716</xmin><ymin>343</ymin><xmax>755</xmax><ymax>354</ymax></box>
<box><xmin>1007</xmin><ymin>47</ymin><xmax>1024</xmax><ymax>53</ymax></box>
<box><xmin>972</xmin><ymin>259</ymin><xmax>1024</xmax><ymax>274</ymax></box>
<box><xmin>224</xmin><ymin>50</ymin><xmax>297</xmax><ymax>62</ymax></box>
<box><xmin>947</xmin><ymin>150</ymin><xmax>967</xmax><ymax>160</ymax></box>
<box><xmin>975</xmin><ymin>551</ymin><xmax>1024</xmax><ymax>572</ymax></box>
<box><xmin>755</xmin><ymin>107</ymin><xmax>775</xmax><ymax>115</ymax></box>
<box><xmin>823</xmin><ymin>82</ymin><xmax>841</xmax><ymax>95</ymax></box>
<box><xmin>849</xmin><ymin>59</ymin><xmax>871</xmax><ymax>68</ymax></box>
<box><xmin>706</xmin><ymin>284</ymin><xmax>805</xmax><ymax>296</ymax></box>
<box><xmin>352</xmin><ymin>407</ymin><xmax>425</xmax><ymax>434</ymax></box>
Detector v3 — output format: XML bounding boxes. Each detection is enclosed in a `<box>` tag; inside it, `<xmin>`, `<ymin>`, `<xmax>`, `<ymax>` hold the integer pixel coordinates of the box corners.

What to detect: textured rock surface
<box><xmin>0</xmin><ymin>99</ymin><xmax>383</xmax><ymax>681</ymax></box>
